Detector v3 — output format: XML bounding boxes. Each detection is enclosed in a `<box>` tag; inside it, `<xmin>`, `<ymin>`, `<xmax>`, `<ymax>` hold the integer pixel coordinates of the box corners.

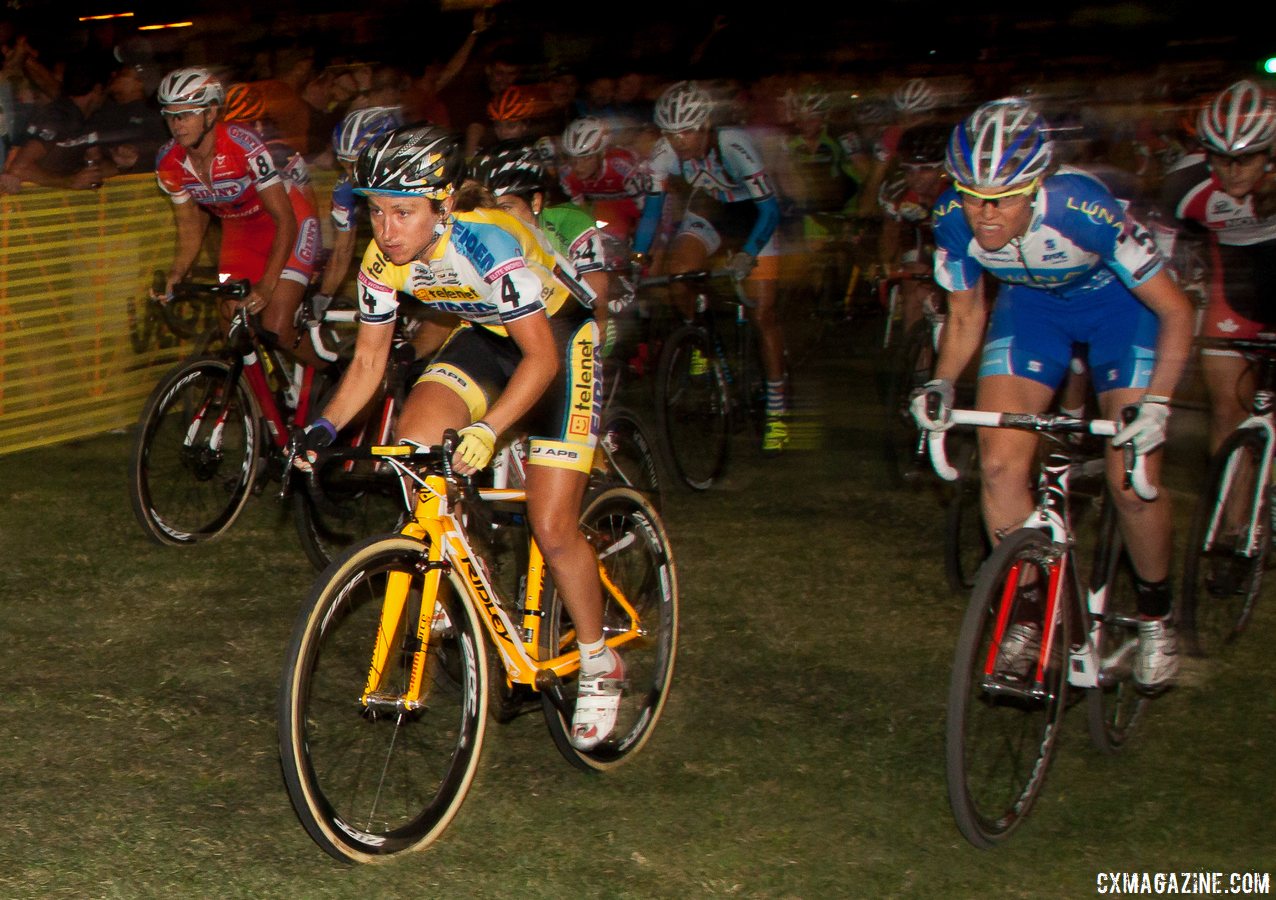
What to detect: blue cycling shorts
<box><xmin>979</xmin><ymin>281</ymin><xmax>1158</xmax><ymax>393</ymax></box>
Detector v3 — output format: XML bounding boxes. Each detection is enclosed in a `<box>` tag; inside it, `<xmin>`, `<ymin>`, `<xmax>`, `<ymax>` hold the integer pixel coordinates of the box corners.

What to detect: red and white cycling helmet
<box><xmin>893</xmin><ymin>78</ymin><xmax>937</xmax><ymax>114</ymax></box>
<box><xmin>654</xmin><ymin>81</ymin><xmax>711</xmax><ymax>133</ymax></box>
<box><xmin>157</xmin><ymin>66</ymin><xmax>224</xmax><ymax>108</ymax></box>
<box><xmin>562</xmin><ymin>117</ymin><xmax>606</xmax><ymax>157</ymax></box>
<box><xmin>1197</xmin><ymin>79</ymin><xmax>1276</xmax><ymax>156</ymax></box>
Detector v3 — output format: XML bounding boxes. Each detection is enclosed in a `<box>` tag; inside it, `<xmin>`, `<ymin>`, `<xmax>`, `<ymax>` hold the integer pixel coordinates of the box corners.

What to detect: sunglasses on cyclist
<box><xmin>955</xmin><ymin>178</ymin><xmax>1040</xmax><ymax>207</ymax></box>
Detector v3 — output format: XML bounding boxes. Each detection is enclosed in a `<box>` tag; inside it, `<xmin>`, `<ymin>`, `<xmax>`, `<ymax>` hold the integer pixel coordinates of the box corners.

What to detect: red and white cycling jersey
<box><xmin>1159</xmin><ymin>153</ymin><xmax>1276</xmax><ymax>338</ymax></box>
<box><xmin>558</xmin><ymin>147</ymin><xmax>643</xmax><ymax>239</ymax></box>
<box><xmin>156</xmin><ymin>122</ymin><xmax>318</xmax><ymax>284</ymax></box>
<box><xmin>156</xmin><ymin>122</ymin><xmax>282</xmax><ymax>220</ymax></box>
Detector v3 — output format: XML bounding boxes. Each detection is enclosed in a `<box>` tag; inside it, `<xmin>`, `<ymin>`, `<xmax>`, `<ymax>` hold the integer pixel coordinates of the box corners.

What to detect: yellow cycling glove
<box><xmin>456</xmin><ymin>421</ymin><xmax>497</xmax><ymax>470</ymax></box>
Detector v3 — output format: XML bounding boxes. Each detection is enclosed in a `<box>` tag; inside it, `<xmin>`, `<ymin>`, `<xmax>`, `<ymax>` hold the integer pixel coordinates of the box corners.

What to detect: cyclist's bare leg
<box><xmin>1099</xmin><ymin>386</ymin><xmax>1172</xmax><ymax>583</ymax></box>
<box><xmin>668</xmin><ymin>233</ymin><xmax>709</xmax><ymax>322</ymax></box>
<box><xmin>525</xmin><ymin>465</ymin><xmax>604</xmax><ymax>643</ymax></box>
<box><xmin>1201</xmin><ymin>352</ymin><xmax>1253</xmax><ymax>455</ymax></box>
<box><xmin>744</xmin><ymin>273</ymin><xmax>785</xmax><ymax>383</ymax></box>
<box><xmin>900</xmin><ymin>280</ymin><xmax>927</xmax><ymax>335</ymax></box>
<box><xmin>262</xmin><ymin>279</ymin><xmax>326</xmax><ymax>369</ymax></box>
<box><xmin>975</xmin><ymin>374</ymin><xmax>1056</xmax><ymax>541</ymax></box>
<box><xmin>395</xmin><ymin>380</ymin><xmax>469</xmax><ymax>453</ymax></box>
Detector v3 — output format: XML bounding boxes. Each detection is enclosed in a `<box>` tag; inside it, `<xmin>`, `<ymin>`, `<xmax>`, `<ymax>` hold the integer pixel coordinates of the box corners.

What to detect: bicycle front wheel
<box><xmin>946</xmin><ymin>527</ymin><xmax>1068</xmax><ymax>848</ymax></box>
<box><xmin>278</xmin><ymin>536</ymin><xmax>488</xmax><ymax>862</ymax></box>
<box><xmin>540</xmin><ymin>487</ymin><xmax>678</xmax><ymax>771</ymax></box>
<box><xmin>655</xmin><ymin>325</ymin><xmax>730</xmax><ymax>490</ymax></box>
<box><xmin>1180</xmin><ymin>427</ymin><xmax>1269</xmax><ymax>657</ymax></box>
<box><xmin>128</xmin><ymin>355</ymin><xmax>259</xmax><ymax>544</ymax></box>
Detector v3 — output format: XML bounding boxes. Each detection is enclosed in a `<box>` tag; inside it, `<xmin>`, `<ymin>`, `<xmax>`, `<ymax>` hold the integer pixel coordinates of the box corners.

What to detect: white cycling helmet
<box><xmin>945</xmin><ymin>98</ymin><xmax>1053</xmax><ymax>191</ymax></box>
<box><xmin>562</xmin><ymin>117</ymin><xmax>606</xmax><ymax>157</ymax></box>
<box><xmin>157</xmin><ymin>66</ymin><xmax>224</xmax><ymax>108</ymax></box>
<box><xmin>893</xmin><ymin>78</ymin><xmax>937</xmax><ymax>114</ymax></box>
<box><xmin>654</xmin><ymin>80</ymin><xmax>711</xmax><ymax>132</ymax></box>
<box><xmin>1197</xmin><ymin>79</ymin><xmax>1276</xmax><ymax>156</ymax></box>
<box><xmin>788</xmin><ymin>88</ymin><xmax>831</xmax><ymax>121</ymax></box>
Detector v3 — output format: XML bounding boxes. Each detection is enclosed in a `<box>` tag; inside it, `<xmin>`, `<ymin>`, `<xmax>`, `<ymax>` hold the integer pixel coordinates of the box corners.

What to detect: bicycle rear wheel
<box><xmin>278</xmin><ymin>536</ymin><xmax>487</xmax><ymax>862</ymax></box>
<box><xmin>1085</xmin><ymin>496</ymin><xmax>1149</xmax><ymax>754</ymax></box>
<box><xmin>128</xmin><ymin>355</ymin><xmax>259</xmax><ymax>544</ymax></box>
<box><xmin>599</xmin><ymin>405</ymin><xmax>666</xmax><ymax>511</ymax></box>
<box><xmin>1180</xmin><ymin>427</ymin><xmax>1269</xmax><ymax>657</ymax></box>
<box><xmin>540</xmin><ymin>487</ymin><xmax>678</xmax><ymax>771</ymax></box>
<box><xmin>655</xmin><ymin>324</ymin><xmax>730</xmax><ymax>490</ymax></box>
<box><xmin>946</xmin><ymin>527</ymin><xmax>1068</xmax><ymax>848</ymax></box>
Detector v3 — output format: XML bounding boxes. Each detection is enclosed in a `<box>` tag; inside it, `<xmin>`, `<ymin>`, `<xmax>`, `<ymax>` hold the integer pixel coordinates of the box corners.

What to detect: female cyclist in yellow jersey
<box><xmin>292</xmin><ymin>125</ymin><xmax>623</xmax><ymax>750</ymax></box>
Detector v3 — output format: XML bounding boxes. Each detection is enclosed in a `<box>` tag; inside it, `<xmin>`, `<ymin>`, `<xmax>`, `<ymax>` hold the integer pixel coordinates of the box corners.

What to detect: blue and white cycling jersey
<box><xmin>633</xmin><ymin>126</ymin><xmax>780</xmax><ymax>257</ymax></box>
<box><xmin>932</xmin><ymin>167</ymin><xmax>1164</xmax><ymax>298</ymax></box>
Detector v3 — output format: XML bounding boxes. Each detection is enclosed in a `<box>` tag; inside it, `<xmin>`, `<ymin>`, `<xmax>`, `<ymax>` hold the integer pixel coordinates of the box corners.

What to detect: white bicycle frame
<box><xmin>1198</xmin><ymin>411</ymin><xmax>1276</xmax><ymax>559</ymax></box>
<box><xmin>928</xmin><ymin>409</ymin><xmax>1154</xmax><ymax>691</ymax></box>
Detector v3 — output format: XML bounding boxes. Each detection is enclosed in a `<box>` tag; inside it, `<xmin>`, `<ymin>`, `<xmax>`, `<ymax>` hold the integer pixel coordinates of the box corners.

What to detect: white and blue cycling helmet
<box><xmin>333</xmin><ymin>105</ymin><xmax>403</xmax><ymax>165</ymax></box>
<box><xmin>945</xmin><ymin>98</ymin><xmax>1053</xmax><ymax>192</ymax></box>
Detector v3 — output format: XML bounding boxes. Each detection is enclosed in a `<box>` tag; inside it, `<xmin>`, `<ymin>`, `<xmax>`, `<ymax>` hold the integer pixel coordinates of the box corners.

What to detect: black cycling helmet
<box><xmin>469</xmin><ymin>139</ymin><xmax>547</xmax><ymax>199</ymax></box>
<box><xmin>896</xmin><ymin>121</ymin><xmax>951</xmax><ymax>165</ymax></box>
<box><xmin>353</xmin><ymin>124</ymin><xmax>465</xmax><ymax>199</ymax></box>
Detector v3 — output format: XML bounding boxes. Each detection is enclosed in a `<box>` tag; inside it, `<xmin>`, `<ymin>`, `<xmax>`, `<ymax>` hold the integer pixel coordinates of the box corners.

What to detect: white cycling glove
<box><xmin>1112</xmin><ymin>395</ymin><xmax>1171</xmax><ymax>454</ymax></box>
<box><xmin>910</xmin><ymin>378</ymin><xmax>955</xmax><ymax>432</ymax></box>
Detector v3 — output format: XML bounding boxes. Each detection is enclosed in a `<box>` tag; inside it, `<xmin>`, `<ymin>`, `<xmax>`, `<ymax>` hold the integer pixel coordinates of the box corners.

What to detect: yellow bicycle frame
<box><xmin>358</xmin><ymin>452</ymin><xmax>646</xmax><ymax>711</ymax></box>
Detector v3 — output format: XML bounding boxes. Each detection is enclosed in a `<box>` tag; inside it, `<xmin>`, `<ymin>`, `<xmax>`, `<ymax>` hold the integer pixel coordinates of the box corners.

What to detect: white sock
<box><xmin>578</xmin><ymin>637</ymin><xmax>615</xmax><ymax>677</ymax></box>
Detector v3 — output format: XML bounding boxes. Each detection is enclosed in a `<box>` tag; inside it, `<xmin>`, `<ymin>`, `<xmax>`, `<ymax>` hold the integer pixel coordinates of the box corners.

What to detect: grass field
<box><xmin>0</xmin><ymin>341</ymin><xmax>1273</xmax><ymax>899</ymax></box>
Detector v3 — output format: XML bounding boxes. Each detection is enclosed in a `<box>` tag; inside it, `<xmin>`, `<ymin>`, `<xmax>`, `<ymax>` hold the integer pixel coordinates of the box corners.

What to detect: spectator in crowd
<box><xmin>0</xmin><ymin>58</ymin><xmax>108</xmax><ymax>193</ymax></box>
<box><xmin>256</xmin><ymin>45</ymin><xmax>315</xmax><ymax>155</ymax></box>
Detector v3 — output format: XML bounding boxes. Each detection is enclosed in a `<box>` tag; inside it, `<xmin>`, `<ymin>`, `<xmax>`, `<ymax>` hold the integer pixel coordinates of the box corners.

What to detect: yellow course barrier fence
<box><xmin>0</xmin><ymin>170</ymin><xmax>337</xmax><ymax>456</ymax></box>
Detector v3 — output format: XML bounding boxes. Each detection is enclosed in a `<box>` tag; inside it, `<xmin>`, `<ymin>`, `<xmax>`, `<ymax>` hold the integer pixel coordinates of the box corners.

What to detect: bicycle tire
<box><xmin>881</xmin><ymin>320</ymin><xmax>932</xmax><ymax>487</ymax></box>
<box><xmin>943</xmin><ymin>441</ymin><xmax>989</xmax><ymax>593</ymax></box>
<box><xmin>292</xmin><ymin>378</ymin><xmax>408</xmax><ymax>571</ymax></box>
<box><xmin>128</xmin><ymin>355</ymin><xmax>259</xmax><ymax>545</ymax></box>
<box><xmin>946</xmin><ymin>527</ymin><xmax>1068</xmax><ymax>849</ymax></box>
<box><xmin>278</xmin><ymin>535</ymin><xmax>488</xmax><ymax>863</ymax></box>
<box><xmin>1085</xmin><ymin>495</ymin><xmax>1150</xmax><ymax>754</ymax></box>
<box><xmin>655</xmin><ymin>324</ymin><xmax>731</xmax><ymax>490</ymax></box>
<box><xmin>599</xmin><ymin>405</ymin><xmax>666</xmax><ymax>511</ymax></box>
<box><xmin>540</xmin><ymin>486</ymin><xmax>678</xmax><ymax>771</ymax></box>
<box><xmin>1180</xmin><ymin>426</ymin><xmax>1269</xmax><ymax>657</ymax></box>
<box><xmin>158</xmin><ymin>294</ymin><xmax>220</xmax><ymax>348</ymax></box>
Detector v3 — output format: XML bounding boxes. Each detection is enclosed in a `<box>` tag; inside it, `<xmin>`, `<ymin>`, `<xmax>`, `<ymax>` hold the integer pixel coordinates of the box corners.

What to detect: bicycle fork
<box><xmin>1202</xmin><ymin>415</ymin><xmax>1275</xmax><ymax>557</ymax></box>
